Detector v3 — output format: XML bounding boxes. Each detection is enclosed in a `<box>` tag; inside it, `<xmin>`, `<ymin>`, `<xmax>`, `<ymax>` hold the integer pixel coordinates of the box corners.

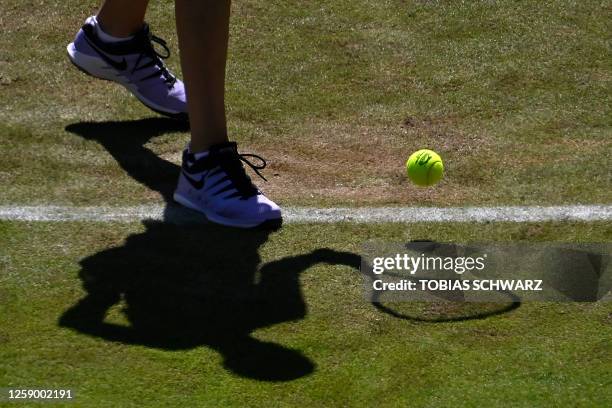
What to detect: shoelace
<box><xmin>218</xmin><ymin>152</ymin><xmax>268</xmax><ymax>198</ymax></box>
<box><xmin>239</xmin><ymin>154</ymin><xmax>268</xmax><ymax>182</ymax></box>
<box><xmin>132</xmin><ymin>31</ymin><xmax>177</xmax><ymax>87</ymax></box>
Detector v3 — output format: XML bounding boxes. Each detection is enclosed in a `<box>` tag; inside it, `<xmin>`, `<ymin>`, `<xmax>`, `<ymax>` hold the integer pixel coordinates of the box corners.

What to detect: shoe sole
<box><xmin>67</xmin><ymin>43</ymin><xmax>188</xmax><ymax>121</ymax></box>
<box><xmin>173</xmin><ymin>192</ymin><xmax>281</xmax><ymax>229</ymax></box>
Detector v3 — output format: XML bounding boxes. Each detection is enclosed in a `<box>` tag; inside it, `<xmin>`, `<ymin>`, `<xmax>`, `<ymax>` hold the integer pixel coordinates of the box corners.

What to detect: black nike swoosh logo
<box><xmin>83</xmin><ymin>36</ymin><xmax>128</xmax><ymax>71</ymax></box>
<box><xmin>182</xmin><ymin>170</ymin><xmax>205</xmax><ymax>189</ymax></box>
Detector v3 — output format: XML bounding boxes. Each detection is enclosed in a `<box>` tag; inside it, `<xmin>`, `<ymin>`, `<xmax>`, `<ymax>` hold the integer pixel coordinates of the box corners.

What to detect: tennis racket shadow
<box><xmin>365</xmin><ymin>241</ymin><xmax>522</xmax><ymax>323</ymax></box>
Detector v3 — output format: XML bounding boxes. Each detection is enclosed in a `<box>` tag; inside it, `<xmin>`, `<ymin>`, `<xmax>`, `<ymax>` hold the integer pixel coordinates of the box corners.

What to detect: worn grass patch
<box><xmin>1</xmin><ymin>0</ymin><xmax>610</xmax><ymax>206</ymax></box>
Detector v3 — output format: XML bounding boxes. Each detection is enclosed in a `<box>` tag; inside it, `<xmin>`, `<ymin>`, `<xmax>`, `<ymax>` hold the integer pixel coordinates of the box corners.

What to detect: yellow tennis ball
<box><xmin>406</xmin><ymin>149</ymin><xmax>444</xmax><ymax>186</ymax></box>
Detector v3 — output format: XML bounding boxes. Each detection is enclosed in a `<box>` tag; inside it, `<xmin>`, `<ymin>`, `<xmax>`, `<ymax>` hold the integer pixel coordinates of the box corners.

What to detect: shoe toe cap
<box><xmin>216</xmin><ymin>194</ymin><xmax>281</xmax><ymax>224</ymax></box>
<box><xmin>256</xmin><ymin>195</ymin><xmax>282</xmax><ymax>219</ymax></box>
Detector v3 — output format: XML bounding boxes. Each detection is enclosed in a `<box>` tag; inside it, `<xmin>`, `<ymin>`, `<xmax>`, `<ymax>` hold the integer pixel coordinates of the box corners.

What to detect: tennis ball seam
<box><xmin>427</xmin><ymin>160</ymin><xmax>442</xmax><ymax>185</ymax></box>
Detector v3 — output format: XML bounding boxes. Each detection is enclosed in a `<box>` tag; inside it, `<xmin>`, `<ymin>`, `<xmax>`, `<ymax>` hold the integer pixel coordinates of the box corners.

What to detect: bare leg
<box><xmin>175</xmin><ymin>0</ymin><xmax>231</xmax><ymax>152</ymax></box>
<box><xmin>97</xmin><ymin>0</ymin><xmax>150</xmax><ymax>38</ymax></box>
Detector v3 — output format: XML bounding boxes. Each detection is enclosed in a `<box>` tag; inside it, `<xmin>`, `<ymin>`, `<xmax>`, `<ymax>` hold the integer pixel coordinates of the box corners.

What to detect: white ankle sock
<box><xmin>193</xmin><ymin>151</ymin><xmax>209</xmax><ymax>160</ymax></box>
<box><xmin>92</xmin><ymin>15</ymin><xmax>135</xmax><ymax>43</ymax></box>
<box><xmin>188</xmin><ymin>145</ymin><xmax>209</xmax><ymax>161</ymax></box>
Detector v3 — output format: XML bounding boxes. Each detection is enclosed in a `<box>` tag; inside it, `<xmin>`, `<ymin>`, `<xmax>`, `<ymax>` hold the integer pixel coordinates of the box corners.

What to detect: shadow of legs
<box><xmin>65</xmin><ymin>118</ymin><xmax>189</xmax><ymax>201</ymax></box>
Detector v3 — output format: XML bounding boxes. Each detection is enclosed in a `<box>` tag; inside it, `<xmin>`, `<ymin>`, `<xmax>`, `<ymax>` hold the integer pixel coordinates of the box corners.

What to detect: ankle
<box><xmin>189</xmin><ymin>138</ymin><xmax>230</xmax><ymax>154</ymax></box>
<box><xmin>93</xmin><ymin>15</ymin><xmax>139</xmax><ymax>40</ymax></box>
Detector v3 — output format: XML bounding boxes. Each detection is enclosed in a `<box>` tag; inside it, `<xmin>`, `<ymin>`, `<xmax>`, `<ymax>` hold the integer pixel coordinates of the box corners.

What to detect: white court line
<box><xmin>0</xmin><ymin>205</ymin><xmax>610</xmax><ymax>223</ymax></box>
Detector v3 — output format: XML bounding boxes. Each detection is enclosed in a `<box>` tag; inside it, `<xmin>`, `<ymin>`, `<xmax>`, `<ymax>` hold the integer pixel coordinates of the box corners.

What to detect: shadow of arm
<box><xmin>58</xmin><ymin>292</ymin><xmax>137</xmax><ymax>342</ymax></box>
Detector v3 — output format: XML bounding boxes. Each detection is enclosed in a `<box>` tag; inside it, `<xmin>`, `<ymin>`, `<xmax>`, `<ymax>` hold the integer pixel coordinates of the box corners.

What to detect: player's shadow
<box><xmin>65</xmin><ymin>118</ymin><xmax>188</xmax><ymax>202</ymax></box>
<box><xmin>59</xmin><ymin>220</ymin><xmax>361</xmax><ymax>381</ymax></box>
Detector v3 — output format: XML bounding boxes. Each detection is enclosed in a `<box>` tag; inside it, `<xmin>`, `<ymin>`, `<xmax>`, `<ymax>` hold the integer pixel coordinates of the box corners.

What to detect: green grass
<box><xmin>1</xmin><ymin>1</ymin><xmax>611</xmax><ymax>406</ymax></box>
<box><xmin>0</xmin><ymin>0</ymin><xmax>610</xmax><ymax>206</ymax></box>
<box><xmin>1</xmin><ymin>221</ymin><xmax>611</xmax><ymax>406</ymax></box>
